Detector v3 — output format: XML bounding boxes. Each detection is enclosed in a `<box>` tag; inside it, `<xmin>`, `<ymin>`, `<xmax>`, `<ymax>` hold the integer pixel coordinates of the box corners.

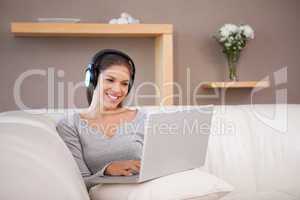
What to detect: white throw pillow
<box><xmin>89</xmin><ymin>168</ymin><xmax>234</xmax><ymax>200</ymax></box>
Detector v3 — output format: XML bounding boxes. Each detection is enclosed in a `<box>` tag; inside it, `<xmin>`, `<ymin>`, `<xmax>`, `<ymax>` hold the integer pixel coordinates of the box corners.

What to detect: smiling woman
<box><xmin>56</xmin><ymin>49</ymin><xmax>147</xmax><ymax>190</ymax></box>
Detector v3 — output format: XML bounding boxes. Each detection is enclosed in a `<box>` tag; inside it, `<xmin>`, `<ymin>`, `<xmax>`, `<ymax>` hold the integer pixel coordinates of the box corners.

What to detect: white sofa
<box><xmin>0</xmin><ymin>105</ymin><xmax>299</xmax><ymax>200</ymax></box>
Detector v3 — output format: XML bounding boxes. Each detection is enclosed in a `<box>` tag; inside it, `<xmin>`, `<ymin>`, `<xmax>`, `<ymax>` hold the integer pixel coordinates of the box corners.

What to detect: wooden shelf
<box><xmin>202</xmin><ymin>81</ymin><xmax>270</xmax><ymax>89</ymax></box>
<box><xmin>11</xmin><ymin>22</ymin><xmax>173</xmax><ymax>37</ymax></box>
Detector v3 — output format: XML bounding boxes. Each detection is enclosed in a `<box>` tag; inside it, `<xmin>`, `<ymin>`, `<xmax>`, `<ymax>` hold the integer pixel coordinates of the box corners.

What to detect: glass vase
<box><xmin>228</xmin><ymin>64</ymin><xmax>238</xmax><ymax>81</ymax></box>
<box><xmin>227</xmin><ymin>53</ymin><xmax>239</xmax><ymax>81</ymax></box>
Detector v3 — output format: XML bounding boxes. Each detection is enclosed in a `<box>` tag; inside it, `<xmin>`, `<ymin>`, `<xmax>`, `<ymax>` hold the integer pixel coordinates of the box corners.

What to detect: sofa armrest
<box><xmin>0</xmin><ymin>122</ymin><xmax>90</xmax><ymax>200</ymax></box>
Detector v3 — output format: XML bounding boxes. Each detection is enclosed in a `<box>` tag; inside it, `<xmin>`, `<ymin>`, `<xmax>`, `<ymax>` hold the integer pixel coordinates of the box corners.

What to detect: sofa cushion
<box><xmin>89</xmin><ymin>168</ymin><xmax>233</xmax><ymax>200</ymax></box>
<box><xmin>0</xmin><ymin>122</ymin><xmax>90</xmax><ymax>200</ymax></box>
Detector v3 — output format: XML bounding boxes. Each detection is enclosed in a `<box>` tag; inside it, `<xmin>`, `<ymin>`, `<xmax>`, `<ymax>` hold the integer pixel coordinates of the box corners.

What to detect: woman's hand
<box><xmin>104</xmin><ymin>160</ymin><xmax>141</xmax><ymax>176</ymax></box>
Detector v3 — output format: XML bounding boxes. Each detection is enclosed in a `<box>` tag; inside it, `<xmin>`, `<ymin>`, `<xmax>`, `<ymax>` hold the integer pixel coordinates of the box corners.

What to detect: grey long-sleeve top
<box><xmin>56</xmin><ymin>109</ymin><xmax>147</xmax><ymax>189</ymax></box>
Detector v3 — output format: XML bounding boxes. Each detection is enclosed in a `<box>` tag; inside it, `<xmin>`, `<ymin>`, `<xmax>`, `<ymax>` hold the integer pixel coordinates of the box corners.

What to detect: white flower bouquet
<box><xmin>215</xmin><ymin>24</ymin><xmax>254</xmax><ymax>81</ymax></box>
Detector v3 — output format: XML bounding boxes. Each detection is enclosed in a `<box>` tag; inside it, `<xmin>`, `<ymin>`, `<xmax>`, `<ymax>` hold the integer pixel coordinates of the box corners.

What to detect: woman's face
<box><xmin>97</xmin><ymin>64</ymin><xmax>131</xmax><ymax>110</ymax></box>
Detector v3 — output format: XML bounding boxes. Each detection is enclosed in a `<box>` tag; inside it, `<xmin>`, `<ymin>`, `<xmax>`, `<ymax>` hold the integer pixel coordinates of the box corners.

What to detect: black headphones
<box><xmin>85</xmin><ymin>49</ymin><xmax>136</xmax><ymax>93</ymax></box>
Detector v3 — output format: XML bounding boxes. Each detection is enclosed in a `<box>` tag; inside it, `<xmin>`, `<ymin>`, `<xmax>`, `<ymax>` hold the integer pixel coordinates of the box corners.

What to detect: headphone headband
<box><xmin>85</xmin><ymin>49</ymin><xmax>136</xmax><ymax>92</ymax></box>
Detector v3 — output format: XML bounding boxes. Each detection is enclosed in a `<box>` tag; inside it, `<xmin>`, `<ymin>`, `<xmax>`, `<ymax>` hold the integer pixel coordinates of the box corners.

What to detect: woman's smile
<box><xmin>105</xmin><ymin>92</ymin><xmax>122</xmax><ymax>103</ymax></box>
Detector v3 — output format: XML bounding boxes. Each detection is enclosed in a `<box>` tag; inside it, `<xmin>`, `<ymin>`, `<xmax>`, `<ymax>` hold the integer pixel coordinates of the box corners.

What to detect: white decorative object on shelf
<box><xmin>117</xmin><ymin>18</ymin><xmax>128</xmax><ymax>24</ymax></box>
<box><xmin>37</xmin><ymin>18</ymin><xmax>81</xmax><ymax>23</ymax></box>
<box><xmin>108</xmin><ymin>12</ymin><xmax>140</xmax><ymax>24</ymax></box>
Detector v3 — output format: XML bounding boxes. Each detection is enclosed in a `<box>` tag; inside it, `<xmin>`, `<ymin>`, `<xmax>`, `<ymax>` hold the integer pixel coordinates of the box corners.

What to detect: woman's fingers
<box><xmin>129</xmin><ymin>164</ymin><xmax>139</xmax><ymax>173</ymax></box>
<box><xmin>124</xmin><ymin>160</ymin><xmax>140</xmax><ymax>174</ymax></box>
<box><xmin>127</xmin><ymin>160</ymin><xmax>140</xmax><ymax>168</ymax></box>
<box><xmin>133</xmin><ymin>160</ymin><xmax>141</xmax><ymax>168</ymax></box>
<box><xmin>130</xmin><ymin>160</ymin><xmax>141</xmax><ymax>168</ymax></box>
<box><xmin>106</xmin><ymin>160</ymin><xmax>141</xmax><ymax>176</ymax></box>
<box><xmin>121</xmin><ymin>169</ymin><xmax>132</xmax><ymax>176</ymax></box>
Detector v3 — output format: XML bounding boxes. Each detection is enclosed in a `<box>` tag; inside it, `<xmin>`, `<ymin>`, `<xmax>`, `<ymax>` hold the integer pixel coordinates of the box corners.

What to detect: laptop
<box><xmin>99</xmin><ymin>106</ymin><xmax>213</xmax><ymax>184</ymax></box>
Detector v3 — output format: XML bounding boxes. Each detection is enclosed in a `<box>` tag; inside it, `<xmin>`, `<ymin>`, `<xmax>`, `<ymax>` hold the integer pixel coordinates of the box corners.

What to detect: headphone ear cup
<box><xmin>85</xmin><ymin>69</ymin><xmax>92</xmax><ymax>87</ymax></box>
<box><xmin>85</xmin><ymin>67</ymin><xmax>98</xmax><ymax>88</ymax></box>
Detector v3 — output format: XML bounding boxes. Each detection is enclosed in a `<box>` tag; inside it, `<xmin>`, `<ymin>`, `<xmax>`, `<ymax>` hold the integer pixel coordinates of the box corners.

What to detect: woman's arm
<box><xmin>56</xmin><ymin>117</ymin><xmax>141</xmax><ymax>189</ymax></box>
<box><xmin>56</xmin><ymin>118</ymin><xmax>109</xmax><ymax>189</ymax></box>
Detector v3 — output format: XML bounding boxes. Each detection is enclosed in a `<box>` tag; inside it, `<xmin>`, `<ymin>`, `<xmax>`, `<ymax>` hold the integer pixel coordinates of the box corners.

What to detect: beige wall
<box><xmin>0</xmin><ymin>0</ymin><xmax>299</xmax><ymax>112</ymax></box>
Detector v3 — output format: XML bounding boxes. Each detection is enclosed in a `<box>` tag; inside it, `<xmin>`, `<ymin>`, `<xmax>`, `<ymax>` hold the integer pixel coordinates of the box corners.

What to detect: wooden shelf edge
<box><xmin>11</xmin><ymin>22</ymin><xmax>173</xmax><ymax>37</ymax></box>
<box><xmin>202</xmin><ymin>81</ymin><xmax>270</xmax><ymax>89</ymax></box>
